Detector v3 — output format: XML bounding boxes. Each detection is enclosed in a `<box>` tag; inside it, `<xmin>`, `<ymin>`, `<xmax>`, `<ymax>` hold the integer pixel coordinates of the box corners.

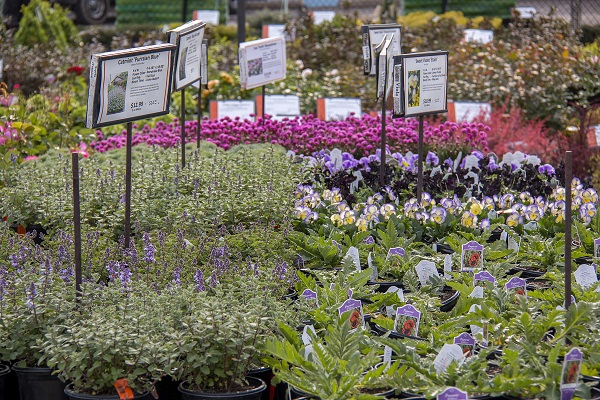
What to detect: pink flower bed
<box><xmin>91</xmin><ymin>114</ymin><xmax>490</xmax><ymax>156</ymax></box>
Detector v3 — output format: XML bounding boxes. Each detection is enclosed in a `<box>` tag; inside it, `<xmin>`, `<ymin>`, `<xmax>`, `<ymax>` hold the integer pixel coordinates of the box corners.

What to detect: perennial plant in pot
<box><xmin>41</xmin><ymin>280</ymin><xmax>170</xmax><ymax>398</ymax></box>
<box><xmin>164</xmin><ymin>279</ymin><xmax>292</xmax><ymax>399</ymax></box>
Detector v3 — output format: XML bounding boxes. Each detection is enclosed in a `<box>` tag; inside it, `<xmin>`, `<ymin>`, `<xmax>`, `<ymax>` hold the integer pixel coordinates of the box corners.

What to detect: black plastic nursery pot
<box><xmin>64</xmin><ymin>383</ymin><xmax>150</xmax><ymax>399</ymax></box>
<box><xmin>366</xmin><ymin>280</ymin><xmax>405</xmax><ymax>293</ymax></box>
<box><xmin>1</xmin><ymin>363</ymin><xmax>20</xmax><ymax>399</ymax></box>
<box><xmin>371</xmin><ymin>324</ymin><xmax>428</xmax><ymax>342</ymax></box>
<box><xmin>506</xmin><ymin>266</ymin><xmax>544</xmax><ymax>280</ymax></box>
<box><xmin>178</xmin><ymin>377</ymin><xmax>267</xmax><ymax>400</ymax></box>
<box><xmin>9</xmin><ymin>224</ymin><xmax>48</xmax><ymax>245</ymax></box>
<box><xmin>155</xmin><ymin>375</ymin><xmax>182</xmax><ymax>400</ymax></box>
<box><xmin>13</xmin><ymin>366</ymin><xmax>67</xmax><ymax>400</ymax></box>
<box><xmin>0</xmin><ymin>364</ymin><xmax>10</xmax><ymax>400</ymax></box>
<box><xmin>246</xmin><ymin>367</ymin><xmax>272</xmax><ymax>400</ymax></box>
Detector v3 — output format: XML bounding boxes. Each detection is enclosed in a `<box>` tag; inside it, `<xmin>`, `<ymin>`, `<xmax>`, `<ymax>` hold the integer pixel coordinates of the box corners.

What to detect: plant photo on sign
<box><xmin>248</xmin><ymin>58</ymin><xmax>263</xmax><ymax>77</ymax></box>
<box><xmin>408</xmin><ymin>70</ymin><xmax>420</xmax><ymax>107</ymax></box>
<box><xmin>107</xmin><ymin>72</ymin><xmax>128</xmax><ymax>115</ymax></box>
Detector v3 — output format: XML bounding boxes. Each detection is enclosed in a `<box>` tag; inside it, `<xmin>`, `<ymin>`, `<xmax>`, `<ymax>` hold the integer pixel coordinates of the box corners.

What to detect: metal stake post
<box><xmin>565</xmin><ymin>151</ymin><xmax>573</xmax><ymax>311</ymax></box>
<box><xmin>416</xmin><ymin>115</ymin><xmax>424</xmax><ymax>202</ymax></box>
<box><xmin>261</xmin><ymin>85</ymin><xmax>266</xmax><ymax>123</ymax></box>
<box><xmin>197</xmin><ymin>89</ymin><xmax>202</xmax><ymax>148</ymax></box>
<box><xmin>124</xmin><ymin>122</ymin><xmax>133</xmax><ymax>249</ymax></box>
<box><xmin>379</xmin><ymin>97</ymin><xmax>387</xmax><ymax>186</ymax></box>
<box><xmin>72</xmin><ymin>153</ymin><xmax>82</xmax><ymax>296</ymax></box>
<box><xmin>181</xmin><ymin>89</ymin><xmax>186</xmax><ymax>168</ymax></box>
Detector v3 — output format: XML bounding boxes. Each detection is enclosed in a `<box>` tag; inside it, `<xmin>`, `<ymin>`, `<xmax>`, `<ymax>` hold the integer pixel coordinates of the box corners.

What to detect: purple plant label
<box><xmin>505</xmin><ymin>277</ymin><xmax>528</xmax><ymax>300</ymax></box>
<box><xmin>594</xmin><ymin>238</ymin><xmax>600</xmax><ymax>258</ymax></box>
<box><xmin>364</xmin><ymin>236</ymin><xmax>375</xmax><ymax>244</ymax></box>
<box><xmin>301</xmin><ymin>289</ymin><xmax>318</xmax><ymax>307</ymax></box>
<box><xmin>386</xmin><ymin>247</ymin><xmax>406</xmax><ymax>261</ymax></box>
<box><xmin>474</xmin><ymin>271</ymin><xmax>496</xmax><ymax>287</ymax></box>
<box><xmin>453</xmin><ymin>333</ymin><xmax>476</xmax><ymax>358</ymax></box>
<box><xmin>437</xmin><ymin>387</ymin><xmax>468</xmax><ymax>400</ymax></box>
<box><xmin>560</xmin><ymin>347</ymin><xmax>583</xmax><ymax>400</ymax></box>
<box><xmin>394</xmin><ymin>304</ymin><xmax>421</xmax><ymax>337</ymax></box>
<box><xmin>338</xmin><ymin>299</ymin><xmax>365</xmax><ymax>331</ymax></box>
<box><xmin>461</xmin><ymin>241</ymin><xmax>484</xmax><ymax>271</ymax></box>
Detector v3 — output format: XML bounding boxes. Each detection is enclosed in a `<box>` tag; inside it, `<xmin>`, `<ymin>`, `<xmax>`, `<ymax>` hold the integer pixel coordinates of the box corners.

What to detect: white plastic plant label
<box><xmin>560</xmin><ymin>347</ymin><xmax>583</xmax><ymax>400</ymax></box>
<box><xmin>507</xmin><ymin>236</ymin><xmax>520</xmax><ymax>253</ymax></box>
<box><xmin>470</xmin><ymin>286</ymin><xmax>484</xmax><ymax>298</ymax></box>
<box><xmin>469</xmin><ymin>304</ymin><xmax>483</xmax><ymax>336</ymax></box>
<box><xmin>415</xmin><ymin>260</ymin><xmax>439</xmax><ymax>286</ymax></box>
<box><xmin>302</xmin><ymin>324</ymin><xmax>316</xmax><ymax>345</ymax></box>
<box><xmin>383</xmin><ymin>345</ymin><xmax>393</xmax><ymax>371</ymax></box>
<box><xmin>346</xmin><ymin>246</ymin><xmax>361</xmax><ymax>270</ymax></box>
<box><xmin>386</xmin><ymin>285</ymin><xmax>405</xmax><ymax>302</ymax></box>
<box><xmin>444</xmin><ymin>254</ymin><xmax>452</xmax><ymax>278</ymax></box>
<box><xmin>434</xmin><ymin>344</ymin><xmax>464</xmax><ymax>374</ymax></box>
<box><xmin>500</xmin><ymin>231</ymin><xmax>508</xmax><ymax>242</ymax></box>
<box><xmin>304</xmin><ymin>344</ymin><xmax>314</xmax><ymax>361</ymax></box>
<box><xmin>574</xmin><ymin>264</ymin><xmax>598</xmax><ymax>289</ymax></box>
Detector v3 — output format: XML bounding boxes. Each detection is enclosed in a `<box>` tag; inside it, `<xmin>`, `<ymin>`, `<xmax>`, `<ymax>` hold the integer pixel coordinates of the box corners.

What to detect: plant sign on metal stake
<box><xmin>239</xmin><ymin>36</ymin><xmax>286</xmax><ymax>122</ymax></box>
<box><xmin>392</xmin><ymin>51</ymin><xmax>449</xmax><ymax>201</ymax></box>
<box><xmin>362</xmin><ymin>24</ymin><xmax>401</xmax><ymax>186</ymax></box>
<box><xmin>565</xmin><ymin>151</ymin><xmax>573</xmax><ymax>315</ymax></box>
<box><xmin>71</xmin><ymin>153</ymin><xmax>82</xmax><ymax>297</ymax></box>
<box><xmin>85</xmin><ymin>43</ymin><xmax>177</xmax><ymax>249</ymax></box>
<box><xmin>168</xmin><ymin>20</ymin><xmax>207</xmax><ymax>168</ymax></box>
<box><xmin>374</xmin><ymin>35</ymin><xmax>393</xmax><ymax>186</ymax></box>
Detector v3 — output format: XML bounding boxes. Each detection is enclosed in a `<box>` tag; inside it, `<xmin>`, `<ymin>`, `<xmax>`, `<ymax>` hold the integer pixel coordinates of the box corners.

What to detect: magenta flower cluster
<box><xmin>91</xmin><ymin>114</ymin><xmax>489</xmax><ymax>155</ymax></box>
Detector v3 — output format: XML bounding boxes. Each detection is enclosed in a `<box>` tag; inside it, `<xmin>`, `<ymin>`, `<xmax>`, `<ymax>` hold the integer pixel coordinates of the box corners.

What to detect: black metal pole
<box><xmin>441</xmin><ymin>0</ymin><xmax>449</xmax><ymax>13</ymax></box>
<box><xmin>71</xmin><ymin>153</ymin><xmax>82</xmax><ymax>297</ymax></box>
<box><xmin>181</xmin><ymin>89</ymin><xmax>186</xmax><ymax>168</ymax></box>
<box><xmin>124</xmin><ymin>122</ymin><xmax>133</xmax><ymax>249</ymax></box>
<box><xmin>565</xmin><ymin>151</ymin><xmax>573</xmax><ymax>311</ymax></box>
<box><xmin>379</xmin><ymin>97</ymin><xmax>387</xmax><ymax>186</ymax></box>
<box><xmin>237</xmin><ymin>0</ymin><xmax>246</xmax><ymax>44</ymax></box>
<box><xmin>197</xmin><ymin>88</ymin><xmax>202</xmax><ymax>149</ymax></box>
<box><xmin>182</xmin><ymin>0</ymin><xmax>188</xmax><ymax>22</ymax></box>
<box><xmin>416</xmin><ymin>115</ymin><xmax>424</xmax><ymax>202</ymax></box>
<box><xmin>261</xmin><ymin>85</ymin><xmax>266</xmax><ymax>122</ymax></box>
